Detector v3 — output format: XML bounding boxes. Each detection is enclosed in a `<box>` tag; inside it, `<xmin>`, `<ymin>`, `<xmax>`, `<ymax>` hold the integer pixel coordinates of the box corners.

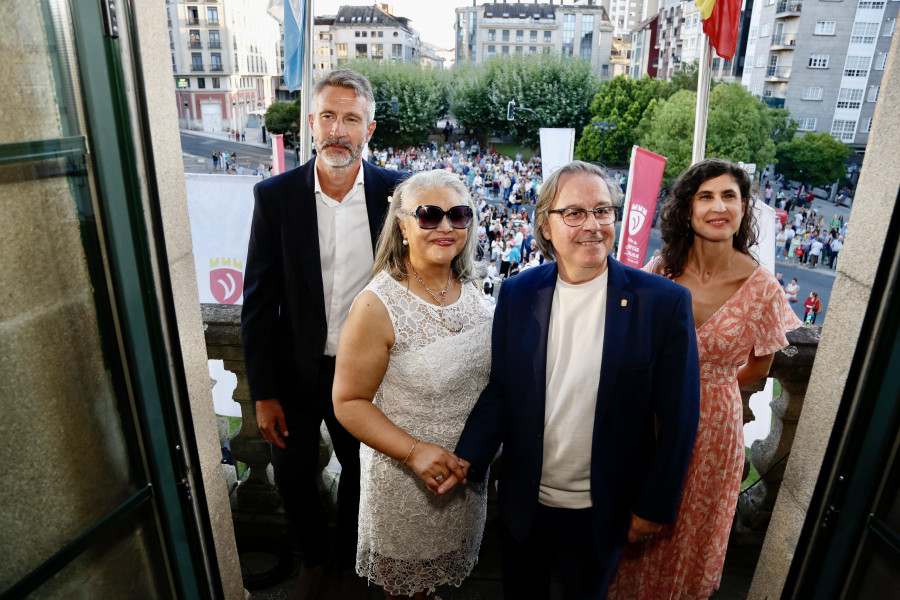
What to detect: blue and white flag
<box><xmin>269</xmin><ymin>0</ymin><xmax>306</xmax><ymax>92</ymax></box>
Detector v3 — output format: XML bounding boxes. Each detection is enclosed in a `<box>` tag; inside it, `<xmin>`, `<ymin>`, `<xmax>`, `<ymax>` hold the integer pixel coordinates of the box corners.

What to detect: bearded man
<box><xmin>242</xmin><ymin>69</ymin><xmax>406</xmax><ymax>599</ymax></box>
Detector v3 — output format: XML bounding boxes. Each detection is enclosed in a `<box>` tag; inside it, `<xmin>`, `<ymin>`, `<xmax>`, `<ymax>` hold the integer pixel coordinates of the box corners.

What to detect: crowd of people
<box><xmin>775</xmin><ymin>206</ymin><xmax>847</xmax><ymax>270</ymax></box>
<box><xmin>241</xmin><ymin>68</ymin><xmax>804</xmax><ymax>600</ymax></box>
<box><xmin>366</xmin><ymin>141</ymin><xmax>548</xmax><ymax>299</ymax></box>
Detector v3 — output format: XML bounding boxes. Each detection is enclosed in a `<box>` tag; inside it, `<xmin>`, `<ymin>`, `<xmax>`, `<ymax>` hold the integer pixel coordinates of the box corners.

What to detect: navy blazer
<box><xmin>241</xmin><ymin>158</ymin><xmax>406</xmax><ymax>402</ymax></box>
<box><xmin>455</xmin><ymin>257</ymin><xmax>700</xmax><ymax>566</ymax></box>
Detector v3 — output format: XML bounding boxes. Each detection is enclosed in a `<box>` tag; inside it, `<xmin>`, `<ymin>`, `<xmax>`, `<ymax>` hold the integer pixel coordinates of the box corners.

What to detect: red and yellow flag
<box><xmin>696</xmin><ymin>0</ymin><xmax>742</xmax><ymax>60</ymax></box>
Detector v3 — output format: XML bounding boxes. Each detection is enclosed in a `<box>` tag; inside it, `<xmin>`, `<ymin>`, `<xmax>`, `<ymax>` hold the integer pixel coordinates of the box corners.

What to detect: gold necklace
<box><xmin>407</xmin><ymin>260</ymin><xmax>463</xmax><ymax>333</ymax></box>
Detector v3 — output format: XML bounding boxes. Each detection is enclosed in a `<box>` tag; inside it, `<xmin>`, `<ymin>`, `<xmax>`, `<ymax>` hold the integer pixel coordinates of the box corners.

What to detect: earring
<box><xmin>402</xmin><ymin>238</ymin><xmax>408</xmax><ymax>246</ymax></box>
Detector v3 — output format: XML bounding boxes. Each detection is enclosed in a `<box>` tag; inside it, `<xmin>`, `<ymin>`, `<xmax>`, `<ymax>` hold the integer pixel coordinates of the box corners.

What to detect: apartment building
<box><xmin>273</xmin><ymin>5</ymin><xmax>443</xmax><ymax>101</ymax></box>
<box><xmin>454</xmin><ymin>1</ymin><xmax>615</xmax><ymax>78</ymax></box>
<box><xmin>168</xmin><ymin>0</ymin><xmax>280</xmax><ymax>132</ymax></box>
<box><xmin>654</xmin><ymin>0</ymin><xmax>735</xmax><ymax>81</ymax></box>
<box><xmin>630</xmin><ymin>15</ymin><xmax>660</xmax><ymax>77</ymax></box>
<box><xmin>741</xmin><ymin>0</ymin><xmax>897</xmax><ymax>151</ymax></box>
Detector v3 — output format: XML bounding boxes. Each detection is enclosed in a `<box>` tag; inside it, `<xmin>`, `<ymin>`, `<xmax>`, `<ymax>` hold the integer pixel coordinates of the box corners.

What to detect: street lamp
<box><xmin>593</xmin><ymin>119</ymin><xmax>617</xmax><ymax>166</ymax></box>
<box><xmin>289</xmin><ymin>121</ymin><xmax>300</xmax><ymax>166</ymax></box>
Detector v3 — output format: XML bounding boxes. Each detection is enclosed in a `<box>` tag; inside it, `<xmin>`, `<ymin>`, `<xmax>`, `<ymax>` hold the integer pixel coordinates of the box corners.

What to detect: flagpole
<box><xmin>692</xmin><ymin>36</ymin><xmax>712</xmax><ymax>164</ymax></box>
<box><xmin>300</xmin><ymin>0</ymin><xmax>314</xmax><ymax>164</ymax></box>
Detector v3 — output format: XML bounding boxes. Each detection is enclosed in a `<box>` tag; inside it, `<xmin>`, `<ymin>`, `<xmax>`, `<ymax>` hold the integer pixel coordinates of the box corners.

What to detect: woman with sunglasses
<box><xmin>334</xmin><ymin>169</ymin><xmax>491</xmax><ymax>600</ymax></box>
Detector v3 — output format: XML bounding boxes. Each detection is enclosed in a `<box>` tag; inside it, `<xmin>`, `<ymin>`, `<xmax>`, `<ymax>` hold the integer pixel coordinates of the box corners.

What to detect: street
<box><xmin>180</xmin><ymin>131</ymin><xmax>297</xmax><ymax>173</ymax></box>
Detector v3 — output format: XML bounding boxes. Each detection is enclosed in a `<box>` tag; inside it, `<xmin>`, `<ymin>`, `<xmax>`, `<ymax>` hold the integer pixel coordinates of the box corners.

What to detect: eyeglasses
<box><xmin>405</xmin><ymin>205</ymin><xmax>474</xmax><ymax>229</ymax></box>
<box><xmin>548</xmin><ymin>206</ymin><xmax>618</xmax><ymax>227</ymax></box>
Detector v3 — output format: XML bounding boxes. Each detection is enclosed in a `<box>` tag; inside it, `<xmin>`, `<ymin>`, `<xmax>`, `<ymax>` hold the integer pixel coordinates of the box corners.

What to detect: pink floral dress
<box><xmin>607</xmin><ymin>264</ymin><xmax>802</xmax><ymax>600</ymax></box>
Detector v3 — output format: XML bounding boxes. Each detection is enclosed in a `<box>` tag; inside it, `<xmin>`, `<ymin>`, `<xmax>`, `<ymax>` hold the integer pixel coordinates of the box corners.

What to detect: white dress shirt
<box><xmin>314</xmin><ymin>160</ymin><xmax>373</xmax><ymax>356</ymax></box>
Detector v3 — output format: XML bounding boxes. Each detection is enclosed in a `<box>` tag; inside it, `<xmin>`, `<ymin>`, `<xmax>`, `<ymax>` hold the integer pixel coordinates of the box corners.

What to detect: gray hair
<box><xmin>374</xmin><ymin>170</ymin><xmax>482</xmax><ymax>283</ymax></box>
<box><xmin>533</xmin><ymin>160</ymin><xmax>622</xmax><ymax>262</ymax></box>
<box><xmin>313</xmin><ymin>69</ymin><xmax>376</xmax><ymax>123</ymax></box>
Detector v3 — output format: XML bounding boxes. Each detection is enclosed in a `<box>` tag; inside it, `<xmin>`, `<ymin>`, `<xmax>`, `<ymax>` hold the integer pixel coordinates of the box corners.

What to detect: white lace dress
<box><xmin>356</xmin><ymin>271</ymin><xmax>493</xmax><ymax>596</ymax></box>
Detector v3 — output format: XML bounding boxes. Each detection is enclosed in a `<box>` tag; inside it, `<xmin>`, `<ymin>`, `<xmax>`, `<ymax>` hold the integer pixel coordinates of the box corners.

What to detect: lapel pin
<box><xmin>621</xmin><ymin>299</ymin><xmax>628</xmax><ymax>307</ymax></box>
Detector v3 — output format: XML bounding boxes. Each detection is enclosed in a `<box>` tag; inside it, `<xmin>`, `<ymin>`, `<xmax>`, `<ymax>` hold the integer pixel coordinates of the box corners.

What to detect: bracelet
<box><xmin>402</xmin><ymin>440</ymin><xmax>419</xmax><ymax>465</ymax></box>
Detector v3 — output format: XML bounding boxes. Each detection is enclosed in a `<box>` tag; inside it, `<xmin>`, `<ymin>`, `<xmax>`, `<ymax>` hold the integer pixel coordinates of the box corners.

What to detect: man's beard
<box><xmin>315</xmin><ymin>136</ymin><xmax>365</xmax><ymax>169</ymax></box>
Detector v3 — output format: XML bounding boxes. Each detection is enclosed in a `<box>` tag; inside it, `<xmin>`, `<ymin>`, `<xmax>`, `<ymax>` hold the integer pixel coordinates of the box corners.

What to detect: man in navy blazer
<box><xmin>452</xmin><ymin>161</ymin><xmax>700</xmax><ymax>599</ymax></box>
<box><xmin>241</xmin><ymin>70</ymin><xmax>405</xmax><ymax>599</ymax></box>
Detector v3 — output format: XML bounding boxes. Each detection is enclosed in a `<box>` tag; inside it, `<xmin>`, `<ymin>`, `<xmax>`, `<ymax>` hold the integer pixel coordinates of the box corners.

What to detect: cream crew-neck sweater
<box><xmin>539</xmin><ymin>270</ymin><xmax>608</xmax><ymax>509</ymax></box>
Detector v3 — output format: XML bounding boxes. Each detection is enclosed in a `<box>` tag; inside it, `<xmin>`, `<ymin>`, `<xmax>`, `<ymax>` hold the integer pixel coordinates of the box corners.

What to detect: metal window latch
<box><xmin>100</xmin><ymin>0</ymin><xmax>119</xmax><ymax>38</ymax></box>
<box><xmin>821</xmin><ymin>504</ymin><xmax>841</xmax><ymax>529</ymax></box>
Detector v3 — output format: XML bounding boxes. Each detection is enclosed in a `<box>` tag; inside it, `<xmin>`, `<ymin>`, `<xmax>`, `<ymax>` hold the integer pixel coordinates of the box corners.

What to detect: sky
<box><xmin>311</xmin><ymin>1</ymin><xmax>461</xmax><ymax>49</ymax></box>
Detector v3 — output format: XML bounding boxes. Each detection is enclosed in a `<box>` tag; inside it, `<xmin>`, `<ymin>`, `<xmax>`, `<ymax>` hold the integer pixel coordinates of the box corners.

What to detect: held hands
<box><xmin>256</xmin><ymin>399</ymin><xmax>288</xmax><ymax>449</ymax></box>
<box><xmin>406</xmin><ymin>441</ymin><xmax>470</xmax><ymax>495</ymax></box>
<box><xmin>627</xmin><ymin>513</ymin><xmax>664</xmax><ymax>544</ymax></box>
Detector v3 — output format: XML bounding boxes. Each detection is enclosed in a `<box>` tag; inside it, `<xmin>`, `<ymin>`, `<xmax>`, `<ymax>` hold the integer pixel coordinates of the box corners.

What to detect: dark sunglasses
<box><xmin>405</xmin><ymin>205</ymin><xmax>474</xmax><ymax>229</ymax></box>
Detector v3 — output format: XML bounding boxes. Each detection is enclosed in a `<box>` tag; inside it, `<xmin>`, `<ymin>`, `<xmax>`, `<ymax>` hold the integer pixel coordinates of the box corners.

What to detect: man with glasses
<box><xmin>450</xmin><ymin>160</ymin><xmax>700</xmax><ymax>598</ymax></box>
<box><xmin>241</xmin><ymin>69</ymin><xmax>405</xmax><ymax>600</ymax></box>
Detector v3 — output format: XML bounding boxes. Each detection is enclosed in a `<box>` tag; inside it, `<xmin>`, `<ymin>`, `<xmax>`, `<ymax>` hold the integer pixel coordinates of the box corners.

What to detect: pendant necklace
<box><xmin>407</xmin><ymin>259</ymin><xmax>464</xmax><ymax>333</ymax></box>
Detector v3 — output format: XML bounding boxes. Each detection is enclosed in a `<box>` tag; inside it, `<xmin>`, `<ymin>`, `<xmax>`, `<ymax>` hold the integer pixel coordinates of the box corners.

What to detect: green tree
<box><xmin>669</xmin><ymin>60</ymin><xmax>700</xmax><ymax>93</ymax></box>
<box><xmin>706</xmin><ymin>83</ymin><xmax>777</xmax><ymax>169</ymax></box>
<box><xmin>575</xmin><ymin>75</ymin><xmax>672</xmax><ymax>165</ymax></box>
<box><xmin>769</xmin><ymin>107</ymin><xmax>798</xmax><ymax>146</ymax></box>
<box><xmin>450</xmin><ymin>54</ymin><xmax>600</xmax><ymax>149</ymax></box>
<box><xmin>264</xmin><ymin>100</ymin><xmax>301</xmax><ymax>136</ymax></box>
<box><xmin>640</xmin><ymin>84</ymin><xmax>789</xmax><ymax>181</ymax></box>
<box><xmin>449</xmin><ymin>64</ymin><xmax>494</xmax><ymax>145</ymax></box>
<box><xmin>347</xmin><ymin>59</ymin><xmax>450</xmax><ymax>149</ymax></box>
<box><xmin>775</xmin><ymin>132</ymin><xmax>849</xmax><ymax>188</ymax></box>
<box><xmin>639</xmin><ymin>89</ymin><xmax>697</xmax><ymax>181</ymax></box>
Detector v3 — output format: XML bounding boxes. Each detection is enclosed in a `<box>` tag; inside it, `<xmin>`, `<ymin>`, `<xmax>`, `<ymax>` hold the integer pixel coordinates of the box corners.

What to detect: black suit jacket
<box><xmin>455</xmin><ymin>258</ymin><xmax>700</xmax><ymax>566</ymax></box>
<box><xmin>241</xmin><ymin>158</ymin><xmax>406</xmax><ymax>402</ymax></box>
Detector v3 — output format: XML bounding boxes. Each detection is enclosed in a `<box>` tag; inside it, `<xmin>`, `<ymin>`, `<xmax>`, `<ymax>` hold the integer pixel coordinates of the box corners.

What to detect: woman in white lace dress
<box><xmin>333</xmin><ymin>169</ymin><xmax>492</xmax><ymax>600</ymax></box>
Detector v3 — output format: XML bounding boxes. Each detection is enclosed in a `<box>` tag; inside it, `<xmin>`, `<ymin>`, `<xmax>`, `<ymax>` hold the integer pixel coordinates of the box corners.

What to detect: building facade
<box><xmin>274</xmin><ymin>5</ymin><xmax>443</xmax><ymax>102</ymax></box>
<box><xmin>654</xmin><ymin>0</ymin><xmax>734</xmax><ymax>81</ymax></box>
<box><xmin>741</xmin><ymin>0</ymin><xmax>897</xmax><ymax>151</ymax></box>
<box><xmin>630</xmin><ymin>15</ymin><xmax>660</xmax><ymax>77</ymax></box>
<box><xmin>168</xmin><ymin>0</ymin><xmax>280</xmax><ymax>132</ymax></box>
<box><xmin>454</xmin><ymin>1</ymin><xmax>615</xmax><ymax>78</ymax></box>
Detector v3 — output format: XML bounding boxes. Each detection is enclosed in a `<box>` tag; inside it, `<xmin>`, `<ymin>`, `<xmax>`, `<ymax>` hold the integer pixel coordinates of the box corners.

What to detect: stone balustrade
<box><xmin>202</xmin><ymin>303</ymin><xmax>820</xmax><ymax>552</ymax></box>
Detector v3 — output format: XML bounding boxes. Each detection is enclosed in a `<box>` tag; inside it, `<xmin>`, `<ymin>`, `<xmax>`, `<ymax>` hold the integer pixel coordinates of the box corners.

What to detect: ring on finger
<box><xmin>435</xmin><ymin>474</ymin><xmax>445</xmax><ymax>482</ymax></box>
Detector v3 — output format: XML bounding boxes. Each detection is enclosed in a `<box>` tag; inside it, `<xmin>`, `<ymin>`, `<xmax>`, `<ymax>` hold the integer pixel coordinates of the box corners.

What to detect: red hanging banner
<box><xmin>617</xmin><ymin>146</ymin><xmax>667</xmax><ymax>268</ymax></box>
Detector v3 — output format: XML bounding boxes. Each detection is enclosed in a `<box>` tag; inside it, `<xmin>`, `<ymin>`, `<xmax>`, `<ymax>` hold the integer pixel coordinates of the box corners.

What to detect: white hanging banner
<box><xmin>185</xmin><ymin>173</ymin><xmax>257</xmax><ymax>418</ymax></box>
<box><xmin>539</xmin><ymin>128</ymin><xmax>575</xmax><ymax>179</ymax></box>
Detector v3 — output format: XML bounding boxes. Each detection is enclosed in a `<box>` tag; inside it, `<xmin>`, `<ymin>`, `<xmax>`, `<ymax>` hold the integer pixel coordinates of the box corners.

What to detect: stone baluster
<box><xmin>733</xmin><ymin>325</ymin><xmax>820</xmax><ymax>544</ymax></box>
<box><xmin>202</xmin><ymin>304</ymin><xmax>281</xmax><ymax>512</ymax></box>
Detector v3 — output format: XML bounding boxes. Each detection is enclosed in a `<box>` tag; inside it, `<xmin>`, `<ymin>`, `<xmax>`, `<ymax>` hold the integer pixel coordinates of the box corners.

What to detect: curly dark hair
<box><xmin>657</xmin><ymin>158</ymin><xmax>759</xmax><ymax>279</ymax></box>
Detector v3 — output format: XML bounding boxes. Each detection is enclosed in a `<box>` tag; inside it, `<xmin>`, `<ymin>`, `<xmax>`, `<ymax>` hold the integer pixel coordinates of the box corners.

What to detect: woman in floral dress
<box><xmin>608</xmin><ymin>159</ymin><xmax>802</xmax><ymax>600</ymax></box>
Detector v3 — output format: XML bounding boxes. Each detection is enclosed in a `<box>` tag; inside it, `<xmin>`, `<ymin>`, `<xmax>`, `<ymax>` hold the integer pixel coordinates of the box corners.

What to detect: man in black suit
<box><xmin>241</xmin><ymin>69</ymin><xmax>405</xmax><ymax>599</ymax></box>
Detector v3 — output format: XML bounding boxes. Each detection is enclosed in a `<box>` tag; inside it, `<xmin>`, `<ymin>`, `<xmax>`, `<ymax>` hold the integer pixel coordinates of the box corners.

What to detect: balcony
<box><xmin>209</xmin><ymin>41</ymin><xmax>221</xmax><ymax>49</ymax></box>
<box><xmin>771</xmin><ymin>33</ymin><xmax>797</xmax><ymax>49</ymax></box>
<box><xmin>201</xmin><ymin>304</ymin><xmax>820</xmax><ymax>597</ymax></box>
<box><xmin>762</xmin><ymin>97</ymin><xmax>786</xmax><ymax>108</ymax></box>
<box><xmin>191</xmin><ymin>63</ymin><xmax>204</xmax><ymax>71</ymax></box>
<box><xmin>187</xmin><ymin>17</ymin><xmax>200</xmax><ymax>26</ymax></box>
<box><xmin>210</xmin><ymin>64</ymin><xmax>224</xmax><ymax>72</ymax></box>
<box><xmin>189</xmin><ymin>41</ymin><xmax>202</xmax><ymax>49</ymax></box>
<box><xmin>766</xmin><ymin>65</ymin><xmax>792</xmax><ymax>80</ymax></box>
<box><xmin>775</xmin><ymin>1</ymin><xmax>802</xmax><ymax>17</ymax></box>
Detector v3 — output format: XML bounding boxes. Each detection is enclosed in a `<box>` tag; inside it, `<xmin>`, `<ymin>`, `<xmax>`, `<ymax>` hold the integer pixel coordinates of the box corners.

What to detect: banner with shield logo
<box><xmin>617</xmin><ymin>147</ymin><xmax>667</xmax><ymax>268</ymax></box>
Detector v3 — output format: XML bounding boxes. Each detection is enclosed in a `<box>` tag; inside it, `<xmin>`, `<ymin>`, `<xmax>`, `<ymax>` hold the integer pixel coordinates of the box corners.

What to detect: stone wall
<box><xmin>130</xmin><ymin>0</ymin><xmax>243</xmax><ymax>596</ymax></box>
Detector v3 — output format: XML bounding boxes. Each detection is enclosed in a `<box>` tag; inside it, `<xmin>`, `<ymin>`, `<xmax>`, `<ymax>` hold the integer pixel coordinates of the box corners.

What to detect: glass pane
<box><xmin>847</xmin><ymin>537</ymin><xmax>900</xmax><ymax>599</ymax></box>
<box><xmin>30</xmin><ymin>503</ymin><xmax>170</xmax><ymax>600</ymax></box>
<box><xmin>0</xmin><ymin>0</ymin><xmax>169</xmax><ymax>592</ymax></box>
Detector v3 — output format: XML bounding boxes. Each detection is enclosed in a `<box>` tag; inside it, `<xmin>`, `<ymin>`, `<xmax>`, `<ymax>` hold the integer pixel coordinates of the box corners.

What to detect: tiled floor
<box><xmin>243</xmin><ymin>516</ymin><xmax>755</xmax><ymax>599</ymax></box>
